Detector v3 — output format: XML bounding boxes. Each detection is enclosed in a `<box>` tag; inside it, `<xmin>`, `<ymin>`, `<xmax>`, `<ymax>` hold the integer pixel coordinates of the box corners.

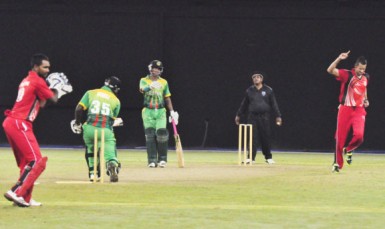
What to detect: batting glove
<box><xmin>112</xmin><ymin>117</ymin><xmax>124</xmax><ymax>127</ymax></box>
<box><xmin>168</xmin><ymin>110</ymin><xmax>179</xmax><ymax>125</ymax></box>
<box><xmin>70</xmin><ymin>119</ymin><xmax>82</xmax><ymax>134</ymax></box>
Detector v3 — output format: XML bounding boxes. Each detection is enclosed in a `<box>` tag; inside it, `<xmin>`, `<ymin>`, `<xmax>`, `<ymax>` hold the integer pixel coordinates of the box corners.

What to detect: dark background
<box><xmin>0</xmin><ymin>0</ymin><xmax>384</xmax><ymax>151</ymax></box>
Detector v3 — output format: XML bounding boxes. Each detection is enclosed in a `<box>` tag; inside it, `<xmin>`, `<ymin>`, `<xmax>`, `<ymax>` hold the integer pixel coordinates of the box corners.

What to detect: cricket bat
<box><xmin>171</xmin><ymin>119</ymin><xmax>184</xmax><ymax>168</ymax></box>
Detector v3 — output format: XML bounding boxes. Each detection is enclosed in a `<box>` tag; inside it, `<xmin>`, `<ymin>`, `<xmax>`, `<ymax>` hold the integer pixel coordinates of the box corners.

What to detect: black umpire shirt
<box><xmin>237</xmin><ymin>84</ymin><xmax>281</xmax><ymax>118</ymax></box>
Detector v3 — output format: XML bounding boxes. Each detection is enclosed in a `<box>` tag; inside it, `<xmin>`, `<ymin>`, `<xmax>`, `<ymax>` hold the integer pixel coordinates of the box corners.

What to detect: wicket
<box><xmin>238</xmin><ymin>124</ymin><xmax>253</xmax><ymax>166</ymax></box>
<box><xmin>94</xmin><ymin>129</ymin><xmax>105</xmax><ymax>183</ymax></box>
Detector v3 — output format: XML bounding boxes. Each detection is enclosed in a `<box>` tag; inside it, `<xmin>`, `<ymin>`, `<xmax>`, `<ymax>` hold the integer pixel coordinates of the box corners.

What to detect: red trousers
<box><xmin>335</xmin><ymin>105</ymin><xmax>366</xmax><ymax>169</ymax></box>
<box><xmin>2</xmin><ymin>117</ymin><xmax>42</xmax><ymax>202</ymax></box>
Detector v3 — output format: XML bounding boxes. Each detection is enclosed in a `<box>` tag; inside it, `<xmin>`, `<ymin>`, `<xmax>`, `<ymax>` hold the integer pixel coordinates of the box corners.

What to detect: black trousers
<box><xmin>247</xmin><ymin>113</ymin><xmax>272</xmax><ymax>160</ymax></box>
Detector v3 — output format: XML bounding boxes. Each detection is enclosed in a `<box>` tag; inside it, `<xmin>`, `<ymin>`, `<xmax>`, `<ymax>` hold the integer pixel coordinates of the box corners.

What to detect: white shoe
<box><xmin>4</xmin><ymin>190</ymin><xmax>30</xmax><ymax>207</ymax></box>
<box><xmin>89</xmin><ymin>174</ymin><xmax>100</xmax><ymax>182</ymax></box>
<box><xmin>159</xmin><ymin>161</ymin><xmax>167</xmax><ymax>168</ymax></box>
<box><xmin>148</xmin><ymin>162</ymin><xmax>156</xmax><ymax>168</ymax></box>
<box><xmin>29</xmin><ymin>199</ymin><xmax>42</xmax><ymax>206</ymax></box>
<box><xmin>243</xmin><ymin>159</ymin><xmax>254</xmax><ymax>164</ymax></box>
<box><xmin>266</xmin><ymin>159</ymin><xmax>275</xmax><ymax>164</ymax></box>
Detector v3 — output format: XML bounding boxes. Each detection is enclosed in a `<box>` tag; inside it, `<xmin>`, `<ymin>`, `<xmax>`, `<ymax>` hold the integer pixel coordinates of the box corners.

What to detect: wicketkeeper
<box><xmin>3</xmin><ymin>53</ymin><xmax>72</xmax><ymax>207</ymax></box>
<box><xmin>71</xmin><ymin>76</ymin><xmax>123</xmax><ymax>182</ymax></box>
<box><xmin>139</xmin><ymin>60</ymin><xmax>179</xmax><ymax>168</ymax></box>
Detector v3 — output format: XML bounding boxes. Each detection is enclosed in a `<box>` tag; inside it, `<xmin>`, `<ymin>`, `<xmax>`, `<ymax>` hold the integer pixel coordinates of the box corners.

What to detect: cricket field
<box><xmin>0</xmin><ymin>148</ymin><xmax>384</xmax><ymax>228</ymax></box>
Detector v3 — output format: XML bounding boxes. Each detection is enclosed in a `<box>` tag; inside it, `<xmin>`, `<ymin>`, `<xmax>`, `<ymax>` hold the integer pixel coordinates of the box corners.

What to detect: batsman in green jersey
<box><xmin>140</xmin><ymin>60</ymin><xmax>179</xmax><ymax>168</ymax></box>
<box><xmin>71</xmin><ymin>76</ymin><xmax>123</xmax><ymax>182</ymax></box>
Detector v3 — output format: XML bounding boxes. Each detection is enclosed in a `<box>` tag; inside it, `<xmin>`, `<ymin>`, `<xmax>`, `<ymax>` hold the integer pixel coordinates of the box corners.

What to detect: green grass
<box><xmin>1</xmin><ymin>148</ymin><xmax>385</xmax><ymax>228</ymax></box>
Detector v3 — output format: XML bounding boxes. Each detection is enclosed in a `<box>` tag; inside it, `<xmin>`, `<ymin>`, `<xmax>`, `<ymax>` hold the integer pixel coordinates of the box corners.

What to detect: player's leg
<box><xmin>2</xmin><ymin>118</ymin><xmax>29</xmax><ymax>206</ymax></box>
<box><xmin>2</xmin><ymin>117</ymin><xmax>23</xmax><ymax>167</ymax></box>
<box><xmin>142</xmin><ymin>108</ymin><xmax>158</xmax><ymax>167</ymax></box>
<box><xmin>14</xmin><ymin>126</ymin><xmax>43</xmax><ymax>204</ymax></box>
<box><xmin>345</xmin><ymin>107</ymin><xmax>366</xmax><ymax>163</ymax></box>
<box><xmin>247</xmin><ymin>116</ymin><xmax>259</xmax><ymax>162</ymax></box>
<box><xmin>155</xmin><ymin>108</ymin><xmax>168</xmax><ymax>167</ymax></box>
<box><xmin>334</xmin><ymin>106</ymin><xmax>351</xmax><ymax>170</ymax></box>
<box><xmin>2</xmin><ymin>118</ymin><xmax>43</xmax><ymax>207</ymax></box>
<box><xmin>145</xmin><ymin>128</ymin><xmax>157</xmax><ymax>167</ymax></box>
<box><xmin>156</xmin><ymin>128</ymin><xmax>169</xmax><ymax>167</ymax></box>
<box><xmin>103</xmin><ymin>129</ymin><xmax>120</xmax><ymax>182</ymax></box>
<box><xmin>259</xmin><ymin>115</ymin><xmax>274</xmax><ymax>163</ymax></box>
<box><xmin>13</xmin><ymin>157</ymin><xmax>47</xmax><ymax>203</ymax></box>
<box><xmin>4</xmin><ymin>160</ymin><xmax>35</xmax><ymax>207</ymax></box>
<box><xmin>83</xmin><ymin>124</ymin><xmax>99</xmax><ymax>180</ymax></box>
<box><xmin>84</xmin><ymin>147</ymin><xmax>92</xmax><ymax>177</ymax></box>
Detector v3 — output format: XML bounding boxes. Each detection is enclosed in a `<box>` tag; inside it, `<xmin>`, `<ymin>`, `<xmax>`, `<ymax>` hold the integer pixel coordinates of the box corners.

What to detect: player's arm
<box><xmin>364</xmin><ymin>90</ymin><xmax>369</xmax><ymax>108</ymax></box>
<box><xmin>163</xmin><ymin>82</ymin><xmax>172</xmax><ymax>108</ymax></box>
<box><xmin>74</xmin><ymin>104</ymin><xmax>85</xmax><ymax>124</ymax></box>
<box><xmin>165</xmin><ymin>96</ymin><xmax>180</xmax><ymax>125</ymax></box>
<box><xmin>165</xmin><ymin>96</ymin><xmax>174</xmax><ymax>112</ymax></box>
<box><xmin>70</xmin><ymin>103</ymin><xmax>86</xmax><ymax>134</ymax></box>
<box><xmin>38</xmin><ymin>83</ymin><xmax>59</xmax><ymax>108</ymax></box>
<box><xmin>112</xmin><ymin>103</ymin><xmax>124</xmax><ymax>127</ymax></box>
<box><xmin>39</xmin><ymin>91</ymin><xmax>58</xmax><ymax>108</ymax></box>
<box><xmin>46</xmin><ymin>90</ymin><xmax>59</xmax><ymax>104</ymax></box>
<box><xmin>269</xmin><ymin>90</ymin><xmax>282</xmax><ymax>126</ymax></box>
<box><xmin>327</xmin><ymin>50</ymin><xmax>350</xmax><ymax>77</ymax></box>
<box><xmin>235</xmin><ymin>92</ymin><xmax>249</xmax><ymax>125</ymax></box>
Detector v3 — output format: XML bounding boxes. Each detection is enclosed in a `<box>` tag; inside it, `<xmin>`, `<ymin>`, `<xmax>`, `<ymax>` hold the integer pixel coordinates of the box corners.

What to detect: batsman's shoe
<box><xmin>4</xmin><ymin>190</ymin><xmax>30</xmax><ymax>207</ymax></box>
<box><xmin>343</xmin><ymin>148</ymin><xmax>353</xmax><ymax>165</ymax></box>
<box><xmin>159</xmin><ymin>161</ymin><xmax>167</xmax><ymax>168</ymax></box>
<box><xmin>266</xmin><ymin>159</ymin><xmax>275</xmax><ymax>164</ymax></box>
<box><xmin>148</xmin><ymin>162</ymin><xmax>157</xmax><ymax>168</ymax></box>
<box><xmin>332</xmin><ymin>163</ymin><xmax>340</xmax><ymax>173</ymax></box>
<box><xmin>107</xmin><ymin>162</ymin><xmax>119</xmax><ymax>182</ymax></box>
<box><xmin>89</xmin><ymin>174</ymin><xmax>100</xmax><ymax>182</ymax></box>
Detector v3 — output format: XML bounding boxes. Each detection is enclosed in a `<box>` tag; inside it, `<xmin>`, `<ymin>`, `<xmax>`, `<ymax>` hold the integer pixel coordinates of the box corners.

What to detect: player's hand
<box><xmin>169</xmin><ymin>110</ymin><xmax>179</xmax><ymax>125</ymax></box>
<box><xmin>113</xmin><ymin>117</ymin><xmax>124</xmax><ymax>127</ymax></box>
<box><xmin>338</xmin><ymin>50</ymin><xmax>350</xmax><ymax>60</ymax></box>
<box><xmin>70</xmin><ymin>119</ymin><xmax>82</xmax><ymax>134</ymax></box>
<box><xmin>364</xmin><ymin>99</ymin><xmax>369</xmax><ymax>108</ymax></box>
<box><xmin>235</xmin><ymin>116</ymin><xmax>240</xmax><ymax>125</ymax></box>
<box><xmin>46</xmin><ymin>72</ymin><xmax>73</xmax><ymax>99</ymax></box>
<box><xmin>276</xmin><ymin>117</ymin><xmax>282</xmax><ymax>126</ymax></box>
<box><xmin>150</xmin><ymin>81</ymin><xmax>162</xmax><ymax>90</ymax></box>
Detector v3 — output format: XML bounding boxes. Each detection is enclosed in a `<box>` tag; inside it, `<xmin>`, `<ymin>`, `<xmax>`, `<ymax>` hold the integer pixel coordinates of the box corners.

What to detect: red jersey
<box><xmin>337</xmin><ymin>69</ymin><xmax>368</xmax><ymax>107</ymax></box>
<box><xmin>7</xmin><ymin>71</ymin><xmax>54</xmax><ymax>122</ymax></box>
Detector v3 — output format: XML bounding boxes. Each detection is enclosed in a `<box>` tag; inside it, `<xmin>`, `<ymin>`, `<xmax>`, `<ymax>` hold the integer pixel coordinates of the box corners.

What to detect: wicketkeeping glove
<box><xmin>168</xmin><ymin>110</ymin><xmax>179</xmax><ymax>125</ymax></box>
<box><xmin>46</xmin><ymin>72</ymin><xmax>73</xmax><ymax>99</ymax></box>
<box><xmin>70</xmin><ymin>119</ymin><xmax>82</xmax><ymax>134</ymax></box>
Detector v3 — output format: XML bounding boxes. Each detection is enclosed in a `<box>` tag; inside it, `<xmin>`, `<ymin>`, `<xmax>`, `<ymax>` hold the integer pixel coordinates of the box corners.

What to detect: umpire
<box><xmin>235</xmin><ymin>71</ymin><xmax>282</xmax><ymax>164</ymax></box>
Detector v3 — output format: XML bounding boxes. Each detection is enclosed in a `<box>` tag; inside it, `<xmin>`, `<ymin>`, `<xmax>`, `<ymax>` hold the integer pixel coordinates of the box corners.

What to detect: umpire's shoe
<box><xmin>107</xmin><ymin>161</ymin><xmax>119</xmax><ymax>182</ymax></box>
<box><xmin>343</xmin><ymin>148</ymin><xmax>353</xmax><ymax>165</ymax></box>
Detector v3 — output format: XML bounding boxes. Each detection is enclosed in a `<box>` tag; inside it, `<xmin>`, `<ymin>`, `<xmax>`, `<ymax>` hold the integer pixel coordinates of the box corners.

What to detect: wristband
<box><xmin>142</xmin><ymin>87</ymin><xmax>151</xmax><ymax>92</ymax></box>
